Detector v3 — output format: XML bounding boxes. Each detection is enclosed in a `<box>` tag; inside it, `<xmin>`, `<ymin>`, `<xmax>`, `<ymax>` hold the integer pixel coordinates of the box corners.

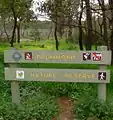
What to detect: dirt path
<box><xmin>53</xmin><ymin>96</ymin><xmax>74</xmax><ymax>120</ymax></box>
<box><xmin>53</xmin><ymin>97</ymin><xmax>99</xmax><ymax>120</ymax></box>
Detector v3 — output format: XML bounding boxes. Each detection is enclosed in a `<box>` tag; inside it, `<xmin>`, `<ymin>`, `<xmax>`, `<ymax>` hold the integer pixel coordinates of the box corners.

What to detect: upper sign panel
<box><xmin>4</xmin><ymin>50</ymin><xmax>111</xmax><ymax>65</ymax></box>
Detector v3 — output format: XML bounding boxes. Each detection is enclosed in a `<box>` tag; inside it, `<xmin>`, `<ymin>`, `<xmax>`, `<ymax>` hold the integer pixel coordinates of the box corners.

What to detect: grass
<box><xmin>0</xmin><ymin>39</ymin><xmax>113</xmax><ymax>119</ymax></box>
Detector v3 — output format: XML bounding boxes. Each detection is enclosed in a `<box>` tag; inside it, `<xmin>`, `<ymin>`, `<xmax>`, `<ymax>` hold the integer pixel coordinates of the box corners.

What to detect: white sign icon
<box><xmin>99</xmin><ymin>72</ymin><xmax>105</xmax><ymax>80</ymax></box>
<box><xmin>16</xmin><ymin>70</ymin><xmax>24</xmax><ymax>79</ymax></box>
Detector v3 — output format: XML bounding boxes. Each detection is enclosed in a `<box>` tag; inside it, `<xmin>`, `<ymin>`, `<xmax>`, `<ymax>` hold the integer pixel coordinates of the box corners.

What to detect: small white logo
<box><xmin>16</xmin><ymin>70</ymin><xmax>24</xmax><ymax>79</ymax></box>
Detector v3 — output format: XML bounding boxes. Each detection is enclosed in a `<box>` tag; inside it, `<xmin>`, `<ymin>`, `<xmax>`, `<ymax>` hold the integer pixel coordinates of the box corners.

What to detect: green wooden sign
<box><xmin>4</xmin><ymin>46</ymin><xmax>111</xmax><ymax>104</ymax></box>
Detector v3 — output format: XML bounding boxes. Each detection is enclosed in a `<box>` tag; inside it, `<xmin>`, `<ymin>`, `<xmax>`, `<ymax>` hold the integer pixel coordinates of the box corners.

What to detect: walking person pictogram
<box><xmin>98</xmin><ymin>72</ymin><xmax>106</xmax><ymax>80</ymax></box>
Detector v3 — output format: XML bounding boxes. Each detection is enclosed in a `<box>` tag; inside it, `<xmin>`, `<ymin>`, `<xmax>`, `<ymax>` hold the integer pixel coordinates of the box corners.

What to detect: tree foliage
<box><xmin>0</xmin><ymin>0</ymin><xmax>34</xmax><ymax>46</ymax></box>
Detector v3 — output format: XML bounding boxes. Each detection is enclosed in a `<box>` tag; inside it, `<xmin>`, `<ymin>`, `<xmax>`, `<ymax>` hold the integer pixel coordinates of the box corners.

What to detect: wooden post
<box><xmin>97</xmin><ymin>46</ymin><xmax>107</xmax><ymax>101</ymax></box>
<box><xmin>9</xmin><ymin>48</ymin><xmax>20</xmax><ymax>105</ymax></box>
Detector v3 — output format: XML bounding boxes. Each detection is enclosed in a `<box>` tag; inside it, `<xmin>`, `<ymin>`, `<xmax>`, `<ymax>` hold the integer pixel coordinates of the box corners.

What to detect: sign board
<box><xmin>5</xmin><ymin>68</ymin><xmax>110</xmax><ymax>83</ymax></box>
<box><xmin>4</xmin><ymin>50</ymin><xmax>111</xmax><ymax>64</ymax></box>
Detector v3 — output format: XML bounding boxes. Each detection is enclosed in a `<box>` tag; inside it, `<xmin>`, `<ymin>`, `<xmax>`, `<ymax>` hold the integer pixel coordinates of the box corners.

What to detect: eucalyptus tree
<box><xmin>97</xmin><ymin>0</ymin><xmax>109</xmax><ymax>48</ymax></box>
<box><xmin>0</xmin><ymin>0</ymin><xmax>12</xmax><ymax>41</ymax></box>
<box><xmin>108</xmin><ymin>0</ymin><xmax>113</xmax><ymax>64</ymax></box>
<box><xmin>15</xmin><ymin>0</ymin><xmax>34</xmax><ymax>44</ymax></box>
<box><xmin>0</xmin><ymin>0</ymin><xmax>34</xmax><ymax>47</ymax></box>
<box><xmin>78</xmin><ymin>0</ymin><xmax>84</xmax><ymax>50</ymax></box>
<box><xmin>40</xmin><ymin>0</ymin><xmax>65</xmax><ymax>50</ymax></box>
<box><xmin>84</xmin><ymin>0</ymin><xmax>93</xmax><ymax>50</ymax></box>
<box><xmin>39</xmin><ymin>0</ymin><xmax>79</xmax><ymax>50</ymax></box>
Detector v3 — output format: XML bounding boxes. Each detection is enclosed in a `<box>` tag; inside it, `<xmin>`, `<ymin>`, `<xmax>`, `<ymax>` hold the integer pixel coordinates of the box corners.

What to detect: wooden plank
<box><xmin>98</xmin><ymin>65</ymin><xmax>106</xmax><ymax>101</ymax></box>
<box><xmin>4</xmin><ymin>68</ymin><xmax>110</xmax><ymax>83</ymax></box>
<box><xmin>10</xmin><ymin>66</ymin><xmax>20</xmax><ymax>105</ymax></box>
<box><xmin>8</xmin><ymin>48</ymin><xmax>20</xmax><ymax>105</ymax></box>
<box><xmin>98</xmin><ymin>46</ymin><xmax>108</xmax><ymax>101</ymax></box>
<box><xmin>4</xmin><ymin>50</ymin><xmax>111</xmax><ymax>65</ymax></box>
<box><xmin>11</xmin><ymin>79</ymin><xmax>20</xmax><ymax>105</ymax></box>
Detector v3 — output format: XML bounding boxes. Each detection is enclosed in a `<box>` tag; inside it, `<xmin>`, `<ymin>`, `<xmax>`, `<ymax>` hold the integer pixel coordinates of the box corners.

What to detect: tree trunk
<box><xmin>68</xmin><ymin>16</ymin><xmax>73</xmax><ymax>43</ymax></box>
<box><xmin>48</xmin><ymin>23</ymin><xmax>53</xmax><ymax>40</ymax></box>
<box><xmin>3</xmin><ymin>20</ymin><xmax>10</xmax><ymax>41</ymax></box>
<box><xmin>98</xmin><ymin>0</ymin><xmax>108</xmax><ymax>47</ymax></box>
<box><xmin>59</xmin><ymin>27</ymin><xmax>63</xmax><ymax>39</ymax></box>
<box><xmin>78</xmin><ymin>0</ymin><xmax>83</xmax><ymax>50</ymax></box>
<box><xmin>10</xmin><ymin>17</ymin><xmax>17</xmax><ymax>47</ymax></box>
<box><xmin>54</xmin><ymin>23</ymin><xmax>59</xmax><ymax>50</ymax></box>
<box><xmin>98</xmin><ymin>17</ymin><xmax>103</xmax><ymax>35</ymax></box>
<box><xmin>68</xmin><ymin>27</ymin><xmax>73</xmax><ymax>42</ymax></box>
<box><xmin>17</xmin><ymin>22</ymin><xmax>20</xmax><ymax>43</ymax></box>
<box><xmin>109</xmin><ymin>0</ymin><xmax>113</xmax><ymax>64</ymax></box>
<box><xmin>10</xmin><ymin>1</ymin><xmax>17</xmax><ymax>47</ymax></box>
<box><xmin>102</xmin><ymin>4</ymin><xmax>108</xmax><ymax>47</ymax></box>
<box><xmin>110</xmin><ymin>30</ymin><xmax>113</xmax><ymax>64</ymax></box>
<box><xmin>85</xmin><ymin>0</ymin><xmax>93</xmax><ymax>50</ymax></box>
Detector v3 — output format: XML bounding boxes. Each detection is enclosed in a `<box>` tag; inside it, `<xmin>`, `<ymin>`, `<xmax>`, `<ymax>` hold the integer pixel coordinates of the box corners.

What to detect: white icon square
<box><xmin>16</xmin><ymin>70</ymin><xmax>24</xmax><ymax>79</ymax></box>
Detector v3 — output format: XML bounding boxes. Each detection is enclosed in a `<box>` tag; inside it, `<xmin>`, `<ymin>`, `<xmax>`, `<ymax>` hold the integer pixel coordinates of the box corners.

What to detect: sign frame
<box><xmin>4</xmin><ymin>46</ymin><xmax>111</xmax><ymax>104</ymax></box>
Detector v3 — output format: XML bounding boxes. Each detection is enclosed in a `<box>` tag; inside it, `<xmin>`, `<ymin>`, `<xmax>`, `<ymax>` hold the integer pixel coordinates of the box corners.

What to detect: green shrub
<box><xmin>39</xmin><ymin>44</ymin><xmax>45</xmax><ymax>48</ymax></box>
<box><xmin>0</xmin><ymin>91</ymin><xmax>59</xmax><ymax>120</ymax></box>
<box><xmin>74</xmin><ymin>96</ymin><xmax>113</xmax><ymax>120</ymax></box>
<box><xmin>36</xmin><ymin>82</ymin><xmax>97</xmax><ymax>99</ymax></box>
<box><xmin>67</xmin><ymin>45</ymin><xmax>77</xmax><ymax>50</ymax></box>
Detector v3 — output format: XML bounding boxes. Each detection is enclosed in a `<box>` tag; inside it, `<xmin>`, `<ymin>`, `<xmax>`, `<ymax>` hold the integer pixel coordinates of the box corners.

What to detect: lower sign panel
<box><xmin>4</xmin><ymin>68</ymin><xmax>110</xmax><ymax>83</ymax></box>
